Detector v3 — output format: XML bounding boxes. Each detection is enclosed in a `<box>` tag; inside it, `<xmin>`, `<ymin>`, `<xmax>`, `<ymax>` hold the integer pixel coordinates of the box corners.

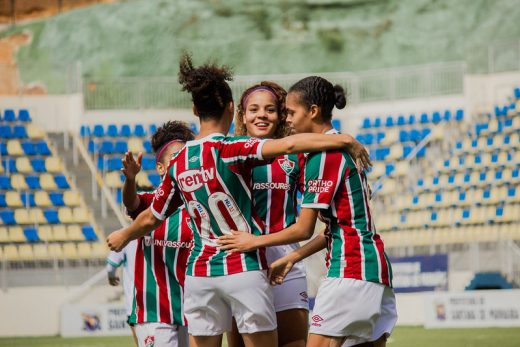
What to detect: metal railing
<box><xmin>83</xmin><ymin>61</ymin><xmax>467</xmax><ymax>110</ymax></box>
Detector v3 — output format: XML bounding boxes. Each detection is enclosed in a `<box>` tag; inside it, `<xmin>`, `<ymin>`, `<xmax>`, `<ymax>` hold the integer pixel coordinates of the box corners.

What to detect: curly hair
<box><xmin>288</xmin><ymin>76</ymin><xmax>347</xmax><ymax>121</ymax></box>
<box><xmin>178</xmin><ymin>52</ymin><xmax>234</xmax><ymax>120</ymax></box>
<box><xmin>151</xmin><ymin>120</ymin><xmax>195</xmax><ymax>155</ymax></box>
<box><xmin>234</xmin><ymin>81</ymin><xmax>290</xmax><ymax>139</ymax></box>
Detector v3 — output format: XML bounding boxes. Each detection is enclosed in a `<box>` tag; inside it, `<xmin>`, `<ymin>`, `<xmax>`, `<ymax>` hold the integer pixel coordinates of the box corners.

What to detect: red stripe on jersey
<box><xmin>269</xmin><ymin>162</ymin><xmax>286</xmax><ymax>232</ymax></box>
<box><xmin>194</xmin><ymin>245</ymin><xmax>217</xmax><ymax>276</ymax></box>
<box><xmin>152</xmin><ymin>224</ymin><xmax>171</xmax><ymax>324</ymax></box>
<box><xmin>134</xmin><ymin>240</ymin><xmax>145</xmax><ymax>322</ymax></box>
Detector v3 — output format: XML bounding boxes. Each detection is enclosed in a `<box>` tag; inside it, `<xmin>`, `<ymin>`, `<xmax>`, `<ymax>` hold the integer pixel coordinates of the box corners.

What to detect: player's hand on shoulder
<box><xmin>106</xmin><ymin>229</ymin><xmax>129</xmax><ymax>252</ymax></box>
<box><xmin>217</xmin><ymin>230</ymin><xmax>259</xmax><ymax>253</ymax></box>
<box><xmin>121</xmin><ymin>151</ymin><xmax>142</xmax><ymax>180</ymax></box>
<box><xmin>345</xmin><ymin>137</ymin><xmax>371</xmax><ymax>172</ymax></box>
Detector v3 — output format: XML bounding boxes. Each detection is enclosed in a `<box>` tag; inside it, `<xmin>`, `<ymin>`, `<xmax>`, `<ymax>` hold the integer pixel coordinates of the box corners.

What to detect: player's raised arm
<box><xmin>261</xmin><ymin>133</ymin><xmax>371</xmax><ymax>171</ymax></box>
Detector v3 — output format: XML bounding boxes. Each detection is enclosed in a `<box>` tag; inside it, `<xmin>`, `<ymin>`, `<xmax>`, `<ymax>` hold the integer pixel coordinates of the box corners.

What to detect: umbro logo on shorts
<box><xmin>299</xmin><ymin>291</ymin><xmax>309</xmax><ymax>302</ymax></box>
<box><xmin>311</xmin><ymin>314</ymin><xmax>324</xmax><ymax>327</ymax></box>
<box><xmin>144</xmin><ymin>336</ymin><xmax>155</xmax><ymax>347</ymax></box>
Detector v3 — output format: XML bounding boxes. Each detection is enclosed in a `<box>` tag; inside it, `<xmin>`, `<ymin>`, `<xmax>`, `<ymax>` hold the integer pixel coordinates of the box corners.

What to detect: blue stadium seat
<box><xmin>410</xmin><ymin>129</ymin><xmax>422</xmax><ymax>142</ymax></box>
<box><xmin>49</xmin><ymin>192</ymin><xmax>64</xmax><ymax>206</ymax></box>
<box><xmin>373</xmin><ymin>117</ymin><xmax>382</xmax><ymax>128</ymax></box>
<box><xmin>0</xmin><ymin>176</ymin><xmax>12</xmax><ymax>190</ymax></box>
<box><xmin>44</xmin><ymin>209</ymin><xmax>60</xmax><ymax>224</ymax></box>
<box><xmin>491</xmin><ymin>153</ymin><xmax>499</xmax><ymax>164</ymax></box>
<box><xmin>385</xmin><ymin>163</ymin><xmax>395</xmax><ymax>176</ymax></box>
<box><xmin>495</xmin><ymin>206</ymin><xmax>504</xmax><ymax>218</ymax></box>
<box><xmin>508</xmin><ymin>186</ymin><xmax>517</xmax><ymax>199</ymax></box>
<box><xmin>448</xmin><ymin>174</ymin><xmax>455</xmax><ymax>185</ymax></box>
<box><xmin>455</xmin><ymin>141</ymin><xmax>462</xmax><ymax>150</ymax></box>
<box><xmin>397</xmin><ymin>115</ymin><xmax>406</xmax><ymax>126</ymax></box>
<box><xmin>432</xmin><ymin>176</ymin><xmax>440</xmax><ymax>186</ymax></box>
<box><xmin>403</xmin><ymin>145</ymin><xmax>413</xmax><ymax>158</ymax></box>
<box><xmin>376</xmin><ymin>132</ymin><xmax>385</xmax><ymax>144</ymax></box>
<box><xmin>26</xmin><ymin>175</ymin><xmax>41</xmax><ymax>189</ymax></box>
<box><xmin>474</xmin><ymin>154</ymin><xmax>482</xmax><ymax>165</ymax></box>
<box><xmin>2</xmin><ymin>158</ymin><xmax>17</xmax><ymax>173</ymax></box>
<box><xmin>430</xmin><ymin>211</ymin><xmax>438</xmax><ymax>222</ymax></box>
<box><xmin>399</xmin><ymin>130</ymin><xmax>409</xmax><ymax>143</ymax></box>
<box><xmin>149</xmin><ymin>124</ymin><xmax>157</xmax><ymax>134</ymax></box>
<box><xmin>18</xmin><ymin>109</ymin><xmax>31</xmax><ymax>122</ymax></box>
<box><xmin>149</xmin><ymin>173</ymin><xmax>161</xmax><ymax>187</ymax></box>
<box><xmin>82</xmin><ymin>225</ymin><xmax>98</xmax><ymax>241</ymax></box>
<box><xmin>443</xmin><ymin>110</ymin><xmax>452</xmax><ymax>122</ymax></box>
<box><xmin>455</xmin><ymin>109</ymin><xmax>464</xmax><ymax>121</ymax></box>
<box><xmin>141</xmin><ymin>156</ymin><xmax>156</xmax><ymax>171</ymax></box>
<box><xmin>80</xmin><ymin>125</ymin><xmax>90</xmax><ymax>137</ymax></box>
<box><xmin>107</xmin><ymin>124</ymin><xmax>118</xmax><ymax>137</ymax></box>
<box><xmin>31</xmin><ymin>158</ymin><xmax>47</xmax><ymax>172</ymax></box>
<box><xmin>21</xmin><ymin>192</ymin><xmax>36</xmax><ymax>207</ymax></box>
<box><xmin>115</xmin><ymin>140</ymin><xmax>128</xmax><ymax>153</ymax></box>
<box><xmin>420</xmin><ymin>113</ymin><xmax>429</xmax><ymax>124</ymax></box>
<box><xmin>385</xmin><ymin>116</ymin><xmax>394</xmax><ymax>127</ymax></box>
<box><xmin>364</xmin><ymin>133</ymin><xmax>374</xmax><ymax>145</ymax></box>
<box><xmin>0</xmin><ymin>125</ymin><xmax>12</xmax><ymax>138</ymax></box>
<box><xmin>0</xmin><ymin>142</ymin><xmax>7</xmax><ymax>155</ymax></box>
<box><xmin>107</xmin><ymin>157</ymin><xmax>122</xmax><ymax>171</ymax></box>
<box><xmin>0</xmin><ymin>210</ymin><xmax>15</xmax><ymax>225</ymax></box>
<box><xmin>512</xmin><ymin>168</ymin><xmax>519</xmax><ymax>180</ymax></box>
<box><xmin>504</xmin><ymin>118</ymin><xmax>513</xmax><ymax>129</ymax></box>
<box><xmin>116</xmin><ymin>188</ymin><xmax>123</xmax><ymax>204</ymax></box>
<box><xmin>54</xmin><ymin>175</ymin><xmax>70</xmax><ymax>189</ymax></box>
<box><xmin>143</xmin><ymin>140</ymin><xmax>152</xmax><ymax>153</ymax></box>
<box><xmin>0</xmin><ymin>193</ymin><xmax>6</xmax><ymax>207</ymax></box>
<box><xmin>24</xmin><ymin>227</ymin><xmax>39</xmax><ymax>242</ymax></box>
<box><xmin>434</xmin><ymin>192</ymin><xmax>443</xmax><ymax>204</ymax></box>
<box><xmin>228</xmin><ymin>122</ymin><xmax>235</xmax><ymax>134</ymax></box>
<box><xmin>3</xmin><ymin>109</ymin><xmax>16</xmax><ymax>122</ymax></box>
<box><xmin>99</xmin><ymin>140</ymin><xmax>114</xmax><ymax>154</ymax></box>
<box><xmin>189</xmin><ymin>122</ymin><xmax>198</xmax><ymax>134</ymax></box>
<box><xmin>97</xmin><ymin>157</ymin><xmax>104</xmax><ymax>171</ymax></box>
<box><xmin>134</xmin><ymin>124</ymin><xmax>145</xmax><ymax>137</ymax></box>
<box><xmin>494</xmin><ymin>170</ymin><xmax>502</xmax><ymax>180</ymax></box>
<box><xmin>331</xmin><ymin>119</ymin><xmax>342</xmax><ymax>131</ymax></box>
<box><xmin>486</xmin><ymin>137</ymin><xmax>494</xmax><ymax>147</ymax></box>
<box><xmin>87</xmin><ymin>140</ymin><xmax>96</xmax><ymax>153</ymax></box>
<box><xmin>431</xmin><ymin>111</ymin><xmax>441</xmax><ymax>124</ymax></box>
<box><xmin>120</xmin><ymin>124</ymin><xmax>131</xmax><ymax>137</ymax></box>
<box><xmin>461</xmin><ymin>208</ymin><xmax>471</xmax><ymax>222</ymax></box>
<box><xmin>13</xmin><ymin>125</ymin><xmax>28</xmax><ymax>138</ymax></box>
<box><xmin>514</xmin><ymin>87</ymin><xmax>520</xmax><ymax>99</ymax></box>
<box><xmin>416</xmin><ymin>178</ymin><xmax>424</xmax><ymax>188</ymax></box>
<box><xmin>355</xmin><ymin>134</ymin><xmax>364</xmax><ymax>144</ymax></box>
<box><xmin>421</xmin><ymin>128</ymin><xmax>431</xmax><ymax>139</ymax></box>
<box><xmin>21</xmin><ymin>141</ymin><xmax>36</xmax><ymax>156</ymax></box>
<box><xmin>463</xmin><ymin>173</ymin><xmax>471</xmax><ymax>184</ymax></box>
<box><xmin>412</xmin><ymin>195</ymin><xmax>419</xmax><ymax>206</ymax></box>
<box><xmin>35</xmin><ymin>141</ymin><xmax>51</xmax><ymax>156</ymax></box>
<box><xmin>362</xmin><ymin>118</ymin><xmax>371</xmax><ymax>129</ymax></box>
<box><xmin>93</xmin><ymin>125</ymin><xmax>104</xmax><ymax>137</ymax></box>
<box><xmin>408</xmin><ymin>114</ymin><xmax>416</xmax><ymax>125</ymax></box>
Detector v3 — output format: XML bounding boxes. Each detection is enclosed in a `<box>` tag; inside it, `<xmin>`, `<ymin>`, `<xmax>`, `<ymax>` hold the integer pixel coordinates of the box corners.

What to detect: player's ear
<box><xmin>309</xmin><ymin>104</ymin><xmax>319</xmax><ymax>120</ymax></box>
<box><xmin>156</xmin><ymin>162</ymin><xmax>165</xmax><ymax>176</ymax></box>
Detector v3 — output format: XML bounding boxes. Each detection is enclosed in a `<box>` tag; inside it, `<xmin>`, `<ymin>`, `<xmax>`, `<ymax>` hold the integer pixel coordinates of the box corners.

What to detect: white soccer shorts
<box><xmin>309</xmin><ymin>277</ymin><xmax>397</xmax><ymax>346</ymax></box>
<box><xmin>273</xmin><ymin>276</ymin><xmax>309</xmax><ymax>312</ymax></box>
<box><xmin>135</xmin><ymin>322</ymin><xmax>188</xmax><ymax>347</ymax></box>
<box><xmin>184</xmin><ymin>270</ymin><xmax>277</xmax><ymax>336</ymax></box>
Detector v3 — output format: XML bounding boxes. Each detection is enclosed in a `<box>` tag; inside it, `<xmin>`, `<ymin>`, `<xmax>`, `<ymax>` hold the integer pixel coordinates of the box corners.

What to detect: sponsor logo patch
<box><xmin>178</xmin><ymin>168</ymin><xmax>215</xmax><ymax>192</ymax></box>
<box><xmin>307</xmin><ymin>179</ymin><xmax>333</xmax><ymax>193</ymax></box>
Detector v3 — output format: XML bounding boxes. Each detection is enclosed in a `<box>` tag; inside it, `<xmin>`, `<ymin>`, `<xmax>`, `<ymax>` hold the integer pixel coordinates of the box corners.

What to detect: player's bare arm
<box><xmin>106</xmin><ymin>207</ymin><xmax>162</xmax><ymax>252</ymax></box>
<box><xmin>218</xmin><ymin>208</ymin><xmax>319</xmax><ymax>252</ymax></box>
<box><xmin>262</xmin><ymin>133</ymin><xmax>371</xmax><ymax>171</ymax></box>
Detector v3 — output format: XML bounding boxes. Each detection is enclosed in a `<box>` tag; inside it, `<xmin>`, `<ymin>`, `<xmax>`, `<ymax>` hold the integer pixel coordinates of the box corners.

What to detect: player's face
<box><xmin>243</xmin><ymin>91</ymin><xmax>279</xmax><ymax>138</ymax></box>
<box><xmin>156</xmin><ymin>142</ymin><xmax>185</xmax><ymax>177</ymax></box>
<box><xmin>286</xmin><ymin>92</ymin><xmax>313</xmax><ymax>134</ymax></box>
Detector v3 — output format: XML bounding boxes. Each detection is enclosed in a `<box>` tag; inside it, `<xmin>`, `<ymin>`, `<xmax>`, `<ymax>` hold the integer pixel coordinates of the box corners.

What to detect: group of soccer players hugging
<box><xmin>106</xmin><ymin>53</ymin><xmax>397</xmax><ymax>347</ymax></box>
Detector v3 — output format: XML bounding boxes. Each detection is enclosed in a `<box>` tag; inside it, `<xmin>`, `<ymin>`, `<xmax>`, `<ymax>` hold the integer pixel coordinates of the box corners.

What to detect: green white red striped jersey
<box><xmin>301</xmin><ymin>128</ymin><xmax>392</xmax><ymax>286</ymax></box>
<box><xmin>252</xmin><ymin>154</ymin><xmax>306</xmax><ymax>280</ymax></box>
<box><xmin>151</xmin><ymin>133</ymin><xmax>269</xmax><ymax>277</ymax></box>
<box><xmin>127</xmin><ymin>192</ymin><xmax>193</xmax><ymax>326</ymax></box>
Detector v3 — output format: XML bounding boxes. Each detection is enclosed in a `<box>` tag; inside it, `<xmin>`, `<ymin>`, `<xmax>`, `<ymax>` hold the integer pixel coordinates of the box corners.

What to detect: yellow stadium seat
<box><xmin>136</xmin><ymin>171</ymin><xmax>152</xmax><ymax>188</ymax></box>
<box><xmin>48</xmin><ymin>244</ymin><xmax>64</xmax><ymax>259</ymax></box>
<box><xmin>388</xmin><ymin>144</ymin><xmax>403</xmax><ymax>161</ymax></box>
<box><xmin>26</xmin><ymin>124</ymin><xmax>45</xmax><ymax>139</ymax></box>
<box><xmin>0</xmin><ymin>163</ymin><xmax>3</xmax><ymax>174</ymax></box>
<box><xmin>488</xmin><ymin>119</ymin><xmax>499</xmax><ymax>133</ymax></box>
<box><xmin>105</xmin><ymin>171</ymin><xmax>123</xmax><ymax>189</ymax></box>
<box><xmin>67</xmin><ymin>225</ymin><xmax>85</xmax><ymax>241</ymax></box>
<box><xmin>40</xmin><ymin>173</ymin><xmax>58</xmax><ymax>190</ymax></box>
<box><xmin>45</xmin><ymin>157</ymin><xmax>63</xmax><ymax>173</ymax></box>
<box><xmin>371</xmin><ymin>163</ymin><xmax>385</xmax><ymax>178</ymax></box>
<box><xmin>77</xmin><ymin>243</ymin><xmax>92</xmax><ymax>258</ymax></box>
<box><xmin>33</xmin><ymin>244</ymin><xmax>50</xmax><ymax>260</ymax></box>
<box><xmin>392</xmin><ymin>162</ymin><xmax>409</xmax><ymax>177</ymax></box>
<box><xmin>63</xmin><ymin>190</ymin><xmax>81</xmax><ymax>207</ymax></box>
<box><xmin>52</xmin><ymin>225</ymin><xmax>68</xmax><ymax>241</ymax></box>
<box><xmin>63</xmin><ymin>243</ymin><xmax>78</xmax><ymax>260</ymax></box>
<box><xmin>9</xmin><ymin>226</ymin><xmax>26</xmax><ymax>242</ymax></box>
<box><xmin>7</xmin><ymin>139</ymin><xmax>24</xmax><ymax>156</ymax></box>
<box><xmin>72</xmin><ymin>207</ymin><xmax>90</xmax><ymax>224</ymax></box>
<box><xmin>6</xmin><ymin>191</ymin><xmax>23</xmax><ymax>207</ymax></box>
<box><xmin>14</xmin><ymin>209</ymin><xmax>31</xmax><ymax>224</ymax></box>
<box><xmin>11</xmin><ymin>174</ymin><xmax>28</xmax><ymax>190</ymax></box>
<box><xmin>128</xmin><ymin>137</ymin><xmax>144</xmax><ymax>153</ymax></box>
<box><xmin>15</xmin><ymin>157</ymin><xmax>32</xmax><ymax>174</ymax></box>
<box><xmin>0</xmin><ymin>227</ymin><xmax>9</xmax><ymax>243</ymax></box>
<box><xmin>35</xmin><ymin>191</ymin><xmax>52</xmax><ymax>207</ymax></box>
<box><xmin>3</xmin><ymin>245</ymin><xmax>19</xmax><ymax>261</ymax></box>
<box><xmin>18</xmin><ymin>244</ymin><xmax>34</xmax><ymax>260</ymax></box>
<box><xmin>380</xmin><ymin>129</ymin><xmax>399</xmax><ymax>146</ymax></box>
<box><xmin>462</xmin><ymin>137</ymin><xmax>472</xmax><ymax>151</ymax></box>
<box><xmin>91</xmin><ymin>242</ymin><xmax>108</xmax><ymax>259</ymax></box>
<box><xmin>513</xmin><ymin>116</ymin><xmax>520</xmax><ymax>131</ymax></box>
<box><xmin>58</xmin><ymin>207</ymin><xmax>74</xmax><ymax>224</ymax></box>
<box><xmin>38</xmin><ymin>225</ymin><xmax>53</xmax><ymax>241</ymax></box>
<box><xmin>29</xmin><ymin>209</ymin><xmax>46</xmax><ymax>224</ymax></box>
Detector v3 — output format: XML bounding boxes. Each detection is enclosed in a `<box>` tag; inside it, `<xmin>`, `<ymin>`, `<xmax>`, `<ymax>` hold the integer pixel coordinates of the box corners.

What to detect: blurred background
<box><xmin>0</xmin><ymin>0</ymin><xmax>520</xmax><ymax>346</ymax></box>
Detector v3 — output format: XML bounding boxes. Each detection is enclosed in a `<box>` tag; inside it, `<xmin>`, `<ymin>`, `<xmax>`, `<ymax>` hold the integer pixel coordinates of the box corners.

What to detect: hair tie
<box><xmin>155</xmin><ymin>140</ymin><xmax>182</xmax><ymax>162</ymax></box>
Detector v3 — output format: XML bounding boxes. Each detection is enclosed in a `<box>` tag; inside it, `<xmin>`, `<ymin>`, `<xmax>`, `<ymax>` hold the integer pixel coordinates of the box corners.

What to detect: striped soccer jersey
<box><xmin>252</xmin><ymin>154</ymin><xmax>306</xmax><ymax>280</ymax></box>
<box><xmin>301</xmin><ymin>128</ymin><xmax>392</xmax><ymax>286</ymax></box>
<box><xmin>151</xmin><ymin>133</ymin><xmax>269</xmax><ymax>277</ymax></box>
<box><xmin>127</xmin><ymin>192</ymin><xmax>193</xmax><ymax>326</ymax></box>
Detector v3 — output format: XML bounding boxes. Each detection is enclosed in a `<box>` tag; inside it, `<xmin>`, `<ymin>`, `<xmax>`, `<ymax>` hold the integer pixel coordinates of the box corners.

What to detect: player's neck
<box><xmin>313</xmin><ymin>121</ymin><xmax>334</xmax><ymax>134</ymax></box>
<box><xmin>197</xmin><ymin>119</ymin><xmax>230</xmax><ymax>139</ymax></box>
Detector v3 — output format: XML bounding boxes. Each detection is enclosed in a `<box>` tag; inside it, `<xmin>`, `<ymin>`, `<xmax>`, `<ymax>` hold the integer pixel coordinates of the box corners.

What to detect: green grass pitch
<box><xmin>1</xmin><ymin>326</ymin><xmax>520</xmax><ymax>347</ymax></box>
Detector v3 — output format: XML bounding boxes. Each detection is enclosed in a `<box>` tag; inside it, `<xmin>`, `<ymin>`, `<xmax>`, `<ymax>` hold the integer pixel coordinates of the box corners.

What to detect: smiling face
<box><xmin>286</xmin><ymin>91</ymin><xmax>314</xmax><ymax>134</ymax></box>
<box><xmin>242</xmin><ymin>90</ymin><xmax>280</xmax><ymax>139</ymax></box>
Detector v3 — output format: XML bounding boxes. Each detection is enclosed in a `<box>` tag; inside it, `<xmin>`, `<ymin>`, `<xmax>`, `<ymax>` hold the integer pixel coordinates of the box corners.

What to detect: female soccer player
<box><xmin>218</xmin><ymin>76</ymin><xmax>397</xmax><ymax>347</ymax></box>
<box><xmin>227</xmin><ymin>81</ymin><xmax>308</xmax><ymax>347</ymax></box>
<box><xmin>107</xmin><ymin>55</ymin><xmax>370</xmax><ymax>347</ymax></box>
<box><xmin>121</xmin><ymin>121</ymin><xmax>195</xmax><ymax>347</ymax></box>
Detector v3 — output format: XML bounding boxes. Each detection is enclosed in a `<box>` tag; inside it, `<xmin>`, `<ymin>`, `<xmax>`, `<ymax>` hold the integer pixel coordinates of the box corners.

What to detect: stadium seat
<box><xmin>93</xmin><ymin>125</ymin><xmax>104</xmax><ymax>137</ymax></box>
<box><xmin>0</xmin><ymin>228</ymin><xmax>8</xmax><ymax>243</ymax></box>
<box><xmin>39</xmin><ymin>173</ymin><xmax>57</xmax><ymax>190</ymax></box>
<box><xmin>58</xmin><ymin>207</ymin><xmax>74</xmax><ymax>224</ymax></box>
<box><xmin>21</xmin><ymin>140</ymin><xmax>37</xmax><ymax>156</ymax></box>
<box><xmin>54</xmin><ymin>174</ymin><xmax>70</xmax><ymax>189</ymax></box>
<box><xmin>44</xmin><ymin>209</ymin><xmax>60</xmax><ymax>224</ymax></box>
<box><xmin>33</xmin><ymin>244</ymin><xmax>50</xmax><ymax>260</ymax></box>
<box><xmin>24</xmin><ymin>227</ymin><xmax>39</xmax><ymax>242</ymax></box>
<box><xmin>9</xmin><ymin>226</ymin><xmax>26</xmax><ymax>242</ymax></box>
<box><xmin>0</xmin><ymin>193</ymin><xmax>5</xmax><ymax>208</ymax></box>
<box><xmin>10</xmin><ymin>174</ymin><xmax>27</xmax><ymax>190</ymax></box>
<box><xmin>0</xmin><ymin>175</ymin><xmax>11</xmax><ymax>190</ymax></box>
<box><xmin>67</xmin><ymin>225</ymin><xmax>85</xmax><ymax>241</ymax></box>
<box><xmin>45</xmin><ymin>157</ymin><xmax>63</xmax><ymax>173</ymax></box>
<box><xmin>134</xmin><ymin>124</ymin><xmax>145</xmax><ymax>137</ymax></box>
<box><xmin>13</xmin><ymin>125</ymin><xmax>28</xmax><ymax>139</ymax></box>
<box><xmin>385</xmin><ymin>116</ymin><xmax>394</xmax><ymax>127</ymax></box>
<box><xmin>6</xmin><ymin>192</ymin><xmax>23</xmax><ymax>207</ymax></box>
<box><xmin>7</xmin><ymin>139</ymin><xmax>24</xmax><ymax>156</ymax></box>
<box><xmin>20</xmin><ymin>192</ymin><xmax>36</xmax><ymax>207</ymax></box>
<box><xmin>3</xmin><ymin>109</ymin><xmax>16</xmax><ymax>122</ymax></box>
<box><xmin>52</xmin><ymin>225</ymin><xmax>68</xmax><ymax>241</ymax></box>
<box><xmin>18</xmin><ymin>109</ymin><xmax>31</xmax><ymax>122</ymax></box>
<box><xmin>80</xmin><ymin>125</ymin><xmax>90</xmax><ymax>138</ymax></box>
<box><xmin>35</xmin><ymin>141</ymin><xmax>51</xmax><ymax>156</ymax></box>
<box><xmin>48</xmin><ymin>244</ymin><xmax>64</xmax><ymax>258</ymax></box>
<box><xmin>149</xmin><ymin>173</ymin><xmax>161</xmax><ymax>187</ymax></box>
<box><xmin>72</xmin><ymin>207</ymin><xmax>90</xmax><ymax>224</ymax></box>
<box><xmin>14</xmin><ymin>209</ymin><xmax>31</xmax><ymax>224</ymax></box>
<box><xmin>99</xmin><ymin>140</ymin><xmax>114</xmax><ymax>154</ymax></box>
<box><xmin>16</xmin><ymin>157</ymin><xmax>33</xmax><ymax>173</ymax></box>
<box><xmin>49</xmin><ymin>192</ymin><xmax>65</xmax><ymax>206</ymax></box>
<box><xmin>92</xmin><ymin>242</ymin><xmax>107</xmax><ymax>258</ymax></box>
<box><xmin>64</xmin><ymin>190</ymin><xmax>81</xmax><ymax>206</ymax></box>
<box><xmin>3</xmin><ymin>245</ymin><xmax>19</xmax><ymax>261</ymax></box>
<box><xmin>149</xmin><ymin>124</ymin><xmax>157</xmax><ymax>134</ymax></box>
<box><xmin>128</xmin><ymin>137</ymin><xmax>144</xmax><ymax>153</ymax></box>
<box><xmin>31</xmin><ymin>157</ymin><xmax>47</xmax><ymax>173</ymax></box>
<box><xmin>115</xmin><ymin>140</ymin><xmax>128</xmax><ymax>153</ymax></box>
<box><xmin>77</xmin><ymin>243</ymin><xmax>92</xmax><ymax>257</ymax></box>
<box><xmin>82</xmin><ymin>225</ymin><xmax>98</xmax><ymax>241</ymax></box>
<box><xmin>2</xmin><ymin>157</ymin><xmax>17</xmax><ymax>173</ymax></box>
<box><xmin>105</xmin><ymin>171</ymin><xmax>123</xmax><ymax>188</ymax></box>
<box><xmin>63</xmin><ymin>243</ymin><xmax>79</xmax><ymax>259</ymax></box>
<box><xmin>37</xmin><ymin>225</ymin><xmax>52</xmax><ymax>241</ymax></box>
<box><xmin>107</xmin><ymin>124</ymin><xmax>118</xmax><ymax>137</ymax></box>
<box><xmin>120</xmin><ymin>124</ymin><xmax>132</xmax><ymax>137</ymax></box>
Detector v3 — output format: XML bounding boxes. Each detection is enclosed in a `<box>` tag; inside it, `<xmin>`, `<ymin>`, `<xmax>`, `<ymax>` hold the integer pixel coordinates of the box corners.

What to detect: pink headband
<box><xmin>156</xmin><ymin>140</ymin><xmax>182</xmax><ymax>162</ymax></box>
<box><xmin>242</xmin><ymin>86</ymin><xmax>277</xmax><ymax>109</ymax></box>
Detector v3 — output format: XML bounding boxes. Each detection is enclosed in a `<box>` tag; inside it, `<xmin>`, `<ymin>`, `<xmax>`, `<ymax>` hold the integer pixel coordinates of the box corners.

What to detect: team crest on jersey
<box><xmin>144</xmin><ymin>336</ymin><xmax>155</xmax><ymax>347</ymax></box>
<box><xmin>278</xmin><ymin>158</ymin><xmax>295</xmax><ymax>175</ymax></box>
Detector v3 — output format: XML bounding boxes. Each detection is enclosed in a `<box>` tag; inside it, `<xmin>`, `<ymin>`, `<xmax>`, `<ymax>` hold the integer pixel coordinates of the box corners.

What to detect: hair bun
<box><xmin>333</xmin><ymin>84</ymin><xmax>347</xmax><ymax>109</ymax></box>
